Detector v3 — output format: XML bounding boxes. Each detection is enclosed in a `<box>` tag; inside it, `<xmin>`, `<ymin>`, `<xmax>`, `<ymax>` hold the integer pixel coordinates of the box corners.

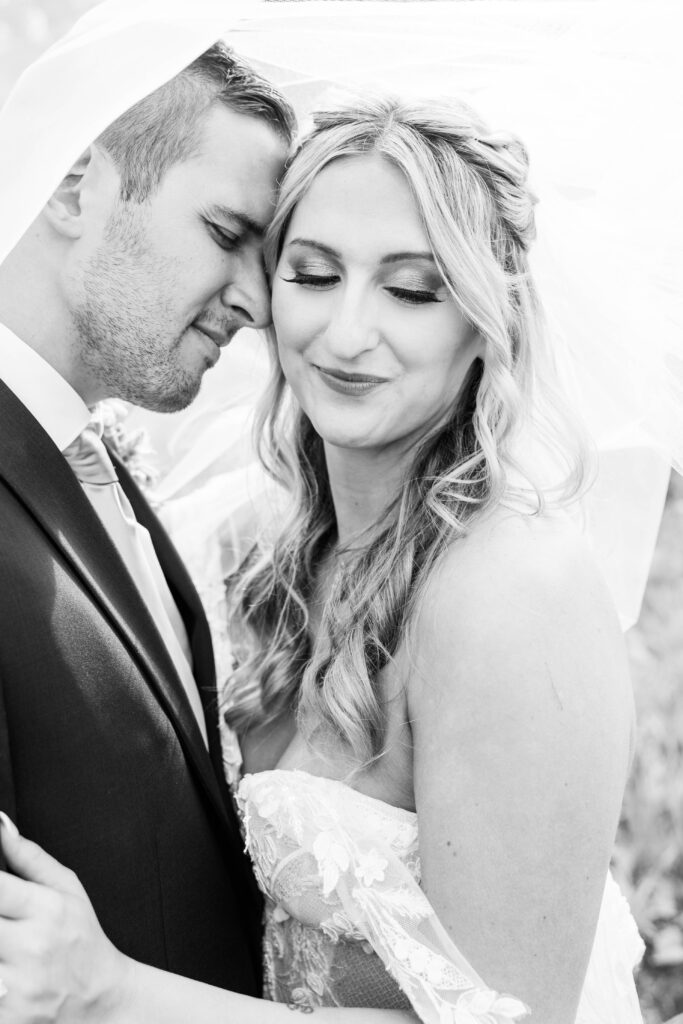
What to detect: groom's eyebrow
<box><xmin>206</xmin><ymin>203</ymin><xmax>268</xmax><ymax>238</ymax></box>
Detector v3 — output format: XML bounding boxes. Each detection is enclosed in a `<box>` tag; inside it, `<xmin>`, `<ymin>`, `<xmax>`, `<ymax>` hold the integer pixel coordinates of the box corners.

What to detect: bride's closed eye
<box><xmin>386</xmin><ymin>270</ymin><xmax>446</xmax><ymax>306</ymax></box>
<box><xmin>281</xmin><ymin>271</ymin><xmax>339</xmax><ymax>288</ymax></box>
<box><xmin>386</xmin><ymin>286</ymin><xmax>442</xmax><ymax>305</ymax></box>
<box><xmin>280</xmin><ymin>269</ymin><xmax>444</xmax><ymax>305</ymax></box>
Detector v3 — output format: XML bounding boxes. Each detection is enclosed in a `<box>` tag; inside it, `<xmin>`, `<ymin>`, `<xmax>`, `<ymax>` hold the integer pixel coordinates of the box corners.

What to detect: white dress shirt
<box><xmin>0</xmin><ymin>321</ymin><xmax>91</xmax><ymax>451</ymax></box>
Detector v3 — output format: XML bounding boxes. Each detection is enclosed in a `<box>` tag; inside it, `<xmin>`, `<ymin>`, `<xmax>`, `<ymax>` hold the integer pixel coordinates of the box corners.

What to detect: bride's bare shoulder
<box><xmin>407</xmin><ymin>505</ymin><xmax>630</xmax><ymax>716</ymax></box>
<box><xmin>423</xmin><ymin>505</ymin><xmax>614</xmax><ymax>620</ymax></box>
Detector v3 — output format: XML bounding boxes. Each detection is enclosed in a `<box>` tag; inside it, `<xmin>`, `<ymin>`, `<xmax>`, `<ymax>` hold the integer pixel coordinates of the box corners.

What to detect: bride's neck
<box><xmin>324</xmin><ymin>442</ymin><xmax>410</xmax><ymax>549</ymax></box>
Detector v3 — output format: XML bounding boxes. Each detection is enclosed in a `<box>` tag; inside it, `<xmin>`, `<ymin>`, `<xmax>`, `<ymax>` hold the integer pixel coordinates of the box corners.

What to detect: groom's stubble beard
<box><xmin>72</xmin><ymin>203</ymin><xmax>205</xmax><ymax>413</ymax></box>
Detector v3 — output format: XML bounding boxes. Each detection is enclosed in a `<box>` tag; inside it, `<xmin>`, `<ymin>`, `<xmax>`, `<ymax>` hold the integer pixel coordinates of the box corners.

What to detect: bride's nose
<box><xmin>323</xmin><ymin>290</ymin><xmax>381</xmax><ymax>360</ymax></box>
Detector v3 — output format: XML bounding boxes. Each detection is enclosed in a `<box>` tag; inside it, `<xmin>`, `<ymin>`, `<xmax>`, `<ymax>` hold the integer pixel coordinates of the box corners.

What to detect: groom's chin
<box><xmin>128</xmin><ymin>370</ymin><xmax>207</xmax><ymax>414</ymax></box>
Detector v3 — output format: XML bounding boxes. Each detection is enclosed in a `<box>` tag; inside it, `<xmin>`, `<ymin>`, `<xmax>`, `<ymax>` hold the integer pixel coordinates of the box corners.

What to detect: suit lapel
<box><xmin>0</xmin><ymin>382</ymin><xmax>235</xmax><ymax>839</ymax></box>
<box><xmin>115</xmin><ymin>458</ymin><xmax>230</xmax><ymax>795</ymax></box>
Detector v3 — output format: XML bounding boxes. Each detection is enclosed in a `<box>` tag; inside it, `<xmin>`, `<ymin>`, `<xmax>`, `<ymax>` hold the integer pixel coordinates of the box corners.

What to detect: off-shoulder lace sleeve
<box><xmin>237</xmin><ymin>770</ymin><xmax>529</xmax><ymax>1024</ymax></box>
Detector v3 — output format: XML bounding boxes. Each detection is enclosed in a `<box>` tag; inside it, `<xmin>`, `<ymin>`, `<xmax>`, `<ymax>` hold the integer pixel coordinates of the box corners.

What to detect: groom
<box><xmin>0</xmin><ymin>42</ymin><xmax>292</xmax><ymax>993</ymax></box>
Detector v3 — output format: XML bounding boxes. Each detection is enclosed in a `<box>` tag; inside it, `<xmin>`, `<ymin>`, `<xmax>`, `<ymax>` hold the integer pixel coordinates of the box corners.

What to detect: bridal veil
<box><xmin>0</xmin><ymin>0</ymin><xmax>680</xmax><ymax>629</ymax></box>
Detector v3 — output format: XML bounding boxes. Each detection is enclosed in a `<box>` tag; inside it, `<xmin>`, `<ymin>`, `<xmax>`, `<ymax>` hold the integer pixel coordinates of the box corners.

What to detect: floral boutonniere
<box><xmin>91</xmin><ymin>399</ymin><xmax>158</xmax><ymax>497</ymax></box>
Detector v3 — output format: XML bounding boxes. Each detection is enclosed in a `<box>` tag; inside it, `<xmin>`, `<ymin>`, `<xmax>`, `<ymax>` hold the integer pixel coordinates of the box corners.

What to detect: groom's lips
<box><xmin>193</xmin><ymin>322</ymin><xmax>231</xmax><ymax>348</ymax></box>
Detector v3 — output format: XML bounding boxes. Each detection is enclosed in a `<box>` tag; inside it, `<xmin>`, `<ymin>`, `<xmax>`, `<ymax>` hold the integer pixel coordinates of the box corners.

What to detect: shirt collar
<box><xmin>0</xmin><ymin>321</ymin><xmax>92</xmax><ymax>451</ymax></box>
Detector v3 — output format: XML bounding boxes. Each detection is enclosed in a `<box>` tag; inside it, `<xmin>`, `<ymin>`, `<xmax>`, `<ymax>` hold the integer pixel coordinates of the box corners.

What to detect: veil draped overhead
<box><xmin>0</xmin><ymin>0</ymin><xmax>681</xmax><ymax>630</ymax></box>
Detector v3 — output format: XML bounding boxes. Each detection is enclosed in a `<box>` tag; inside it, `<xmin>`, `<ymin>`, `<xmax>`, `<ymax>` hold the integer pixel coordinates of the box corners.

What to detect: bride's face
<box><xmin>271</xmin><ymin>154</ymin><xmax>481</xmax><ymax>458</ymax></box>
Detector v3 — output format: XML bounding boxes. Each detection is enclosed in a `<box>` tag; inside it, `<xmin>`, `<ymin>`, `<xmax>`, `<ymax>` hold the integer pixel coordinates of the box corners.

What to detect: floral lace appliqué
<box><xmin>236</xmin><ymin>770</ymin><xmax>530</xmax><ymax>1023</ymax></box>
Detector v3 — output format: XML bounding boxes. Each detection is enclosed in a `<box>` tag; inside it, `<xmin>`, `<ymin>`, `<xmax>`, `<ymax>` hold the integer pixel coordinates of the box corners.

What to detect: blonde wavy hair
<box><xmin>226</xmin><ymin>96</ymin><xmax>588</xmax><ymax>764</ymax></box>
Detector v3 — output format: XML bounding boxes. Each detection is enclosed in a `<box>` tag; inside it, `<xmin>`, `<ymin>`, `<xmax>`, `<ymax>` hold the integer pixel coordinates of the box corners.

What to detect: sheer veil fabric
<box><xmin>2</xmin><ymin>0</ymin><xmax>678</xmax><ymax>629</ymax></box>
<box><xmin>0</xmin><ymin>3</ymin><xmax>678</xmax><ymax>1020</ymax></box>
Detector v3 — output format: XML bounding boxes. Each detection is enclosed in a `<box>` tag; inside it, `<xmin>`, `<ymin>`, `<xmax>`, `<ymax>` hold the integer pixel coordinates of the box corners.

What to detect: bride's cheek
<box><xmin>276</xmin><ymin>328</ymin><xmax>304</xmax><ymax>370</ymax></box>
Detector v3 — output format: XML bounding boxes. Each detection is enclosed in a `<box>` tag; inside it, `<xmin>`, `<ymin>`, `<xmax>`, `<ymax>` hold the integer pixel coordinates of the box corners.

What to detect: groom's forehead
<box><xmin>169</xmin><ymin>102</ymin><xmax>287</xmax><ymax>225</ymax></box>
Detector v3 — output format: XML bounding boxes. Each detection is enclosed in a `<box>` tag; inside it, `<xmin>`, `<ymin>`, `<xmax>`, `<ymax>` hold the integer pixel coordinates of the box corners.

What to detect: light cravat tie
<box><xmin>63</xmin><ymin>427</ymin><xmax>208</xmax><ymax>745</ymax></box>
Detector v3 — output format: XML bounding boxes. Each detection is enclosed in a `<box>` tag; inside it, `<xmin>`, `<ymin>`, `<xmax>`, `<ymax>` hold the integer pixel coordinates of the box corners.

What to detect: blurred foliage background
<box><xmin>618</xmin><ymin>472</ymin><xmax>683</xmax><ymax>1022</ymax></box>
<box><xmin>2</xmin><ymin>1</ymin><xmax>682</xmax><ymax>1019</ymax></box>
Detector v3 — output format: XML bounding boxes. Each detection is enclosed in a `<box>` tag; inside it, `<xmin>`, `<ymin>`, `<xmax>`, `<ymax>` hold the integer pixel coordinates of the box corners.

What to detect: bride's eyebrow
<box><xmin>287</xmin><ymin>238</ymin><xmax>340</xmax><ymax>259</ymax></box>
<box><xmin>286</xmin><ymin>240</ymin><xmax>436</xmax><ymax>266</ymax></box>
<box><xmin>381</xmin><ymin>252</ymin><xmax>436</xmax><ymax>265</ymax></box>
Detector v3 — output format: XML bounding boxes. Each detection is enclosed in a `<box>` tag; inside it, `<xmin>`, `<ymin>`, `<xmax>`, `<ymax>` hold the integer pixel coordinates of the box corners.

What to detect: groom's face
<box><xmin>72</xmin><ymin>103</ymin><xmax>287</xmax><ymax>411</ymax></box>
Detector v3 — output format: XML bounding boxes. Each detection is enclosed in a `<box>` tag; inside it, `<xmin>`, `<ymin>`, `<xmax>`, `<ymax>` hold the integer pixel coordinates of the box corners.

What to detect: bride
<box><xmin>0</xmin><ymin>92</ymin><xmax>645</xmax><ymax>1024</ymax></box>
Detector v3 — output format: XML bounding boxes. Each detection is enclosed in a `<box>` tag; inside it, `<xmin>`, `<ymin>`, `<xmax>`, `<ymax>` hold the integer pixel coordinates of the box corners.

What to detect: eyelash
<box><xmin>283</xmin><ymin>273</ymin><xmax>337</xmax><ymax>288</ymax></box>
<box><xmin>206</xmin><ymin>221</ymin><xmax>240</xmax><ymax>252</ymax></box>
<box><xmin>389</xmin><ymin>287</ymin><xmax>441</xmax><ymax>305</ymax></box>
<box><xmin>282</xmin><ymin>274</ymin><xmax>441</xmax><ymax>305</ymax></box>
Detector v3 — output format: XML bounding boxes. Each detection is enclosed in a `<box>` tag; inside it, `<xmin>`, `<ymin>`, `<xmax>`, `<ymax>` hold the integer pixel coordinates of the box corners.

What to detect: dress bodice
<box><xmin>235</xmin><ymin>769</ymin><xmax>645</xmax><ymax>1024</ymax></box>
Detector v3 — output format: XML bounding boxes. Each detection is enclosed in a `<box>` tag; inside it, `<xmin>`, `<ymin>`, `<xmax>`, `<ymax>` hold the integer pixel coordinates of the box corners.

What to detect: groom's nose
<box><xmin>219</xmin><ymin>249</ymin><xmax>272</xmax><ymax>330</ymax></box>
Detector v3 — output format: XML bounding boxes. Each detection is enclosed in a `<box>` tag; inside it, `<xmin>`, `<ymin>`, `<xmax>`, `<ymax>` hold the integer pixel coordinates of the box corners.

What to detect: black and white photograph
<box><xmin>0</xmin><ymin>2</ymin><xmax>681</xmax><ymax>1022</ymax></box>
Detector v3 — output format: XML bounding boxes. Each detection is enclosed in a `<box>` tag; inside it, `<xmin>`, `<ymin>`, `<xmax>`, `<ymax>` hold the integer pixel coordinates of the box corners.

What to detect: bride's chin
<box><xmin>329</xmin><ymin>438</ymin><xmax>374</xmax><ymax>452</ymax></box>
<box><xmin>304</xmin><ymin>405</ymin><xmax>401</xmax><ymax>453</ymax></box>
<box><xmin>316</xmin><ymin>428</ymin><xmax>371</xmax><ymax>450</ymax></box>
<box><xmin>319</xmin><ymin>429</ymin><xmax>394</xmax><ymax>455</ymax></box>
<box><xmin>308</xmin><ymin>409</ymin><xmax>408</xmax><ymax>451</ymax></box>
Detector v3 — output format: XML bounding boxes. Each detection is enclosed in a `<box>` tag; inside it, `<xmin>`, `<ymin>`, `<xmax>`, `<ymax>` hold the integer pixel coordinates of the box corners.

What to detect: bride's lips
<box><xmin>314</xmin><ymin>364</ymin><xmax>389</xmax><ymax>396</ymax></box>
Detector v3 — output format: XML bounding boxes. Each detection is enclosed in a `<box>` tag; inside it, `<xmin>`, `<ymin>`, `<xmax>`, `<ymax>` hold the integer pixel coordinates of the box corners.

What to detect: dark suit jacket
<box><xmin>0</xmin><ymin>379</ymin><xmax>262</xmax><ymax>991</ymax></box>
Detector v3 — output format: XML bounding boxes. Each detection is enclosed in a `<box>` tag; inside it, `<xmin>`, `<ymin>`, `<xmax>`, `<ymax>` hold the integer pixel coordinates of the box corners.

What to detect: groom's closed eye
<box><xmin>204</xmin><ymin>219</ymin><xmax>242</xmax><ymax>252</ymax></box>
<box><xmin>203</xmin><ymin>203</ymin><xmax>268</xmax><ymax>240</ymax></box>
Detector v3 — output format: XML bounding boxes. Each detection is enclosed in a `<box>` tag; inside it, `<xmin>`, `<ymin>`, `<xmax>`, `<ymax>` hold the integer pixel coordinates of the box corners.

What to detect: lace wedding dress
<box><xmin>222</xmin><ymin>741</ymin><xmax>645</xmax><ymax>1024</ymax></box>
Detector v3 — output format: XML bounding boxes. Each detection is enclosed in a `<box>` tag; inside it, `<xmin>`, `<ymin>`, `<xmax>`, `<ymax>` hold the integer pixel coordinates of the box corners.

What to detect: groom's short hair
<box><xmin>97</xmin><ymin>42</ymin><xmax>296</xmax><ymax>201</ymax></box>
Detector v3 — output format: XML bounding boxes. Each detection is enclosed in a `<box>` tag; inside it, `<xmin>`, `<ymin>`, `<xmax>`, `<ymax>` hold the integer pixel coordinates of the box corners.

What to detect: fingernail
<box><xmin>0</xmin><ymin>812</ymin><xmax>19</xmax><ymax>837</ymax></box>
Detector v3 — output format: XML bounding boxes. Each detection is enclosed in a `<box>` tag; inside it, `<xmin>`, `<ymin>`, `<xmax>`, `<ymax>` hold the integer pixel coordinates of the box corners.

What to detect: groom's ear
<box><xmin>43</xmin><ymin>149</ymin><xmax>92</xmax><ymax>239</ymax></box>
<box><xmin>44</xmin><ymin>146</ymin><xmax>118</xmax><ymax>239</ymax></box>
